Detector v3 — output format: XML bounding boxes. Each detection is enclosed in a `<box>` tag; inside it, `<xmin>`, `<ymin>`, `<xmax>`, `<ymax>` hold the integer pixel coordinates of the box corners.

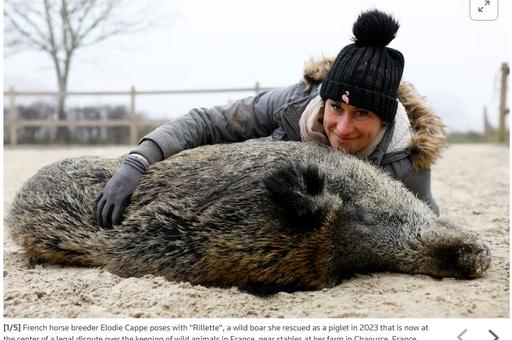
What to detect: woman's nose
<box><xmin>335</xmin><ymin>114</ymin><xmax>354</xmax><ymax>136</ymax></box>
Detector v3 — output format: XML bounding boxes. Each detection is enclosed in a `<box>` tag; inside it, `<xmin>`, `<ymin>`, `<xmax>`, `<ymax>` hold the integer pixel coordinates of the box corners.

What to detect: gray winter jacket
<box><xmin>134</xmin><ymin>57</ymin><xmax>446</xmax><ymax>214</ymax></box>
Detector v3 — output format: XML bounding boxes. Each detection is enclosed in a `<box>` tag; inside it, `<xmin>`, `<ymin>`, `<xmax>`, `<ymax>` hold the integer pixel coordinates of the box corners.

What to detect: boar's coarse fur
<box><xmin>8</xmin><ymin>141</ymin><xmax>491</xmax><ymax>294</ymax></box>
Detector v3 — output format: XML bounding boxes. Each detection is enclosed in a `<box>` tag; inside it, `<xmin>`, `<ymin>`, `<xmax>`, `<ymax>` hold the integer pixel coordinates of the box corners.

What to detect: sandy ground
<box><xmin>2</xmin><ymin>144</ymin><xmax>510</xmax><ymax>318</ymax></box>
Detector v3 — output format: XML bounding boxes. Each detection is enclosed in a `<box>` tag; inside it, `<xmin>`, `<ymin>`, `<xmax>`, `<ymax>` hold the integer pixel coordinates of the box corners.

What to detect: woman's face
<box><xmin>323</xmin><ymin>99</ymin><xmax>383</xmax><ymax>154</ymax></box>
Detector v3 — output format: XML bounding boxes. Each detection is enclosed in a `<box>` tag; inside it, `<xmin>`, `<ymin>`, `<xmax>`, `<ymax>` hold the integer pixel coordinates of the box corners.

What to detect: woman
<box><xmin>96</xmin><ymin>9</ymin><xmax>446</xmax><ymax>228</ymax></box>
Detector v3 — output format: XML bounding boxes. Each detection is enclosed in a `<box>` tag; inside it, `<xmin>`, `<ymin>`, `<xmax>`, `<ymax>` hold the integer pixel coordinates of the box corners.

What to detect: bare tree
<box><xmin>4</xmin><ymin>0</ymin><xmax>167</xmax><ymax>142</ymax></box>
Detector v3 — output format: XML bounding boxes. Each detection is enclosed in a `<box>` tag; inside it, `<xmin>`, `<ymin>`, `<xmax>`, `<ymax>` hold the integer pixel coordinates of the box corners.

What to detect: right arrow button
<box><xmin>489</xmin><ymin>329</ymin><xmax>499</xmax><ymax>340</ymax></box>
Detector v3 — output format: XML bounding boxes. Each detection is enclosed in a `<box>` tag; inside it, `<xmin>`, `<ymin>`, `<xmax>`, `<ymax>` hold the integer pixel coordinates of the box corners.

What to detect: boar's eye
<box><xmin>346</xmin><ymin>206</ymin><xmax>376</xmax><ymax>225</ymax></box>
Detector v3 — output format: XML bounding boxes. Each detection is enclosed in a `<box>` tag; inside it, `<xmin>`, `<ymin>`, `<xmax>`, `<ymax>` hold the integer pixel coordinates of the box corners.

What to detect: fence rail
<box><xmin>3</xmin><ymin>83</ymin><xmax>272</xmax><ymax>145</ymax></box>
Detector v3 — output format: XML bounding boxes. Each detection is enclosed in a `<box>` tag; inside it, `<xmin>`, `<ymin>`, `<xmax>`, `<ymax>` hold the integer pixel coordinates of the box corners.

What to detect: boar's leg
<box><xmin>239</xmin><ymin>281</ymin><xmax>311</xmax><ymax>296</ymax></box>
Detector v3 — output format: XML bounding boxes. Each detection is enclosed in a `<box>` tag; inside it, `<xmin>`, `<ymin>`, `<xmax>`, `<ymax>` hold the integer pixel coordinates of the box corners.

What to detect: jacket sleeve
<box><xmin>402</xmin><ymin>167</ymin><xmax>440</xmax><ymax>215</ymax></box>
<box><xmin>138</xmin><ymin>83</ymin><xmax>303</xmax><ymax>159</ymax></box>
<box><xmin>383</xmin><ymin>157</ymin><xmax>440</xmax><ymax>215</ymax></box>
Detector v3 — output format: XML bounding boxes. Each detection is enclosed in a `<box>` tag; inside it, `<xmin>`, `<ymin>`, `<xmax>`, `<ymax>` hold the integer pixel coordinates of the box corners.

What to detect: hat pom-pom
<box><xmin>352</xmin><ymin>9</ymin><xmax>400</xmax><ymax>47</ymax></box>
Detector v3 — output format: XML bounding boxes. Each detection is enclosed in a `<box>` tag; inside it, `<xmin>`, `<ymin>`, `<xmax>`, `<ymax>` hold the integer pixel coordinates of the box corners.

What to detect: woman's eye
<box><xmin>331</xmin><ymin>103</ymin><xmax>342</xmax><ymax>112</ymax></box>
<box><xmin>355</xmin><ymin>110</ymin><xmax>369</xmax><ymax>119</ymax></box>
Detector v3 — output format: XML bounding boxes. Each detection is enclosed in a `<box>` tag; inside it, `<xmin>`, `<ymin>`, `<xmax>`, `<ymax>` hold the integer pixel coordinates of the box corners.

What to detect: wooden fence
<box><xmin>3</xmin><ymin>83</ymin><xmax>272</xmax><ymax>145</ymax></box>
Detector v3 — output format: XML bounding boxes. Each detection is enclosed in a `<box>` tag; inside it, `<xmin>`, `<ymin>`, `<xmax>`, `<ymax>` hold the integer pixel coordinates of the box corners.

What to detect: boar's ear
<box><xmin>264</xmin><ymin>163</ymin><xmax>338</xmax><ymax>230</ymax></box>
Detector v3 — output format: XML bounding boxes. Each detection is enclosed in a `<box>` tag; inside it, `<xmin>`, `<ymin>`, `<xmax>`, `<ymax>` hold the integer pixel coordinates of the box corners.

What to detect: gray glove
<box><xmin>96</xmin><ymin>154</ymin><xmax>149</xmax><ymax>228</ymax></box>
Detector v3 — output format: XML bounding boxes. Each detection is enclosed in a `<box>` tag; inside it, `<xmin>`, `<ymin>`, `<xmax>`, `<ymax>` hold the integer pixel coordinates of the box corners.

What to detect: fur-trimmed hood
<box><xmin>302</xmin><ymin>56</ymin><xmax>446</xmax><ymax>170</ymax></box>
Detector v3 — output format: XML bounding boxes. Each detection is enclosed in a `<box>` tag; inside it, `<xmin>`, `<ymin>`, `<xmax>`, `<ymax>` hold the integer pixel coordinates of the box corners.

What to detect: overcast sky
<box><xmin>3</xmin><ymin>0</ymin><xmax>511</xmax><ymax>132</ymax></box>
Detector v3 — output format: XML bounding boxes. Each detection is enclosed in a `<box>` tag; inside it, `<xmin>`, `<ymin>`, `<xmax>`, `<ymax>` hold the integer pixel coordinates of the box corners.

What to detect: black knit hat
<box><xmin>320</xmin><ymin>9</ymin><xmax>404</xmax><ymax>123</ymax></box>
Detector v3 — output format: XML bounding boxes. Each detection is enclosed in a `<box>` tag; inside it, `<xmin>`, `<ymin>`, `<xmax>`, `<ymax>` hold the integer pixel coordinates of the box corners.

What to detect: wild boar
<box><xmin>8</xmin><ymin>141</ymin><xmax>491</xmax><ymax>294</ymax></box>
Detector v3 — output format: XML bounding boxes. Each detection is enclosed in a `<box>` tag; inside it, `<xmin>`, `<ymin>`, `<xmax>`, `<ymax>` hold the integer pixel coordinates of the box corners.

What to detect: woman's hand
<box><xmin>95</xmin><ymin>154</ymin><xmax>149</xmax><ymax>228</ymax></box>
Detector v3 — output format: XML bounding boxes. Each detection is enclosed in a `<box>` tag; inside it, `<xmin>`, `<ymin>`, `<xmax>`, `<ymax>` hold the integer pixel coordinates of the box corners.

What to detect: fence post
<box><xmin>255</xmin><ymin>81</ymin><xmax>260</xmax><ymax>95</ymax></box>
<box><xmin>8</xmin><ymin>86</ymin><xmax>18</xmax><ymax>145</ymax></box>
<box><xmin>129</xmin><ymin>86</ymin><xmax>138</xmax><ymax>145</ymax></box>
<box><xmin>498</xmin><ymin>62</ymin><xmax>510</xmax><ymax>143</ymax></box>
